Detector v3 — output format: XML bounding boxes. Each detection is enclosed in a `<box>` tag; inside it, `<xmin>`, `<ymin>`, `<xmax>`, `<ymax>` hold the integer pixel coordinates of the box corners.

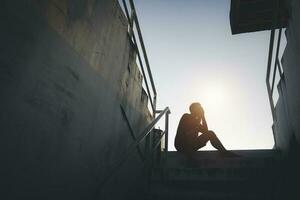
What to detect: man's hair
<box><xmin>189</xmin><ymin>102</ymin><xmax>202</xmax><ymax>113</ymax></box>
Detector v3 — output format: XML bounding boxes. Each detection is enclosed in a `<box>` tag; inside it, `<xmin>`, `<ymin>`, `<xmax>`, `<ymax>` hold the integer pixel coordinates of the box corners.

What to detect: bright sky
<box><xmin>131</xmin><ymin>0</ymin><xmax>275</xmax><ymax>150</ymax></box>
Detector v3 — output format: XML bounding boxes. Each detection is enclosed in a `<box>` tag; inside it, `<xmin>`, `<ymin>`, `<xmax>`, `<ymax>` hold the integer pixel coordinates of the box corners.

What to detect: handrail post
<box><xmin>153</xmin><ymin>96</ymin><xmax>157</xmax><ymax>118</ymax></box>
<box><xmin>266</xmin><ymin>29</ymin><xmax>276</xmax><ymax>121</ymax></box>
<box><xmin>164</xmin><ymin>110</ymin><xmax>170</xmax><ymax>152</ymax></box>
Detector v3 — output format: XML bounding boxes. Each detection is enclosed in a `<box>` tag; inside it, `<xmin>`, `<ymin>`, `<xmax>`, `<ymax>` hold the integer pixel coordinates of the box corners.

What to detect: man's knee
<box><xmin>208</xmin><ymin>130</ymin><xmax>216</xmax><ymax>138</ymax></box>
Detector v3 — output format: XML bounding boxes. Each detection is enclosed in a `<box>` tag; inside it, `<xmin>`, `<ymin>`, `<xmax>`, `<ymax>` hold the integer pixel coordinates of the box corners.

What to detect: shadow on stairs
<box><xmin>148</xmin><ymin>150</ymin><xmax>281</xmax><ymax>200</ymax></box>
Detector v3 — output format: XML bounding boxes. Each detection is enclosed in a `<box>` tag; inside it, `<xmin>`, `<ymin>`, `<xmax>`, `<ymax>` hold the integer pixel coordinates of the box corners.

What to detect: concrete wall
<box><xmin>274</xmin><ymin>78</ymin><xmax>293</xmax><ymax>150</ymax></box>
<box><xmin>274</xmin><ymin>0</ymin><xmax>300</xmax><ymax>151</ymax></box>
<box><xmin>0</xmin><ymin>0</ymin><xmax>151</xmax><ymax>199</ymax></box>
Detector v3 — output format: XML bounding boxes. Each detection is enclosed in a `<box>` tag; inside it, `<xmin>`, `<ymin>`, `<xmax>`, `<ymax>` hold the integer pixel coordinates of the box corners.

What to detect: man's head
<box><xmin>189</xmin><ymin>102</ymin><xmax>204</xmax><ymax>118</ymax></box>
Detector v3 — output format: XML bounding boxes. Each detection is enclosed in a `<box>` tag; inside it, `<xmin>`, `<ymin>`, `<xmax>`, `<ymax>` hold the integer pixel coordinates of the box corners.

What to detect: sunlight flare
<box><xmin>201</xmin><ymin>83</ymin><xmax>228</xmax><ymax>109</ymax></box>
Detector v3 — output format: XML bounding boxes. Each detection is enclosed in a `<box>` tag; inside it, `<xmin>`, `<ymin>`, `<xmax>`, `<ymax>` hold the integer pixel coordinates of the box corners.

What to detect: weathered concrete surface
<box><xmin>275</xmin><ymin>0</ymin><xmax>300</xmax><ymax>150</ymax></box>
<box><xmin>0</xmin><ymin>0</ymin><xmax>151</xmax><ymax>199</ymax></box>
<box><xmin>274</xmin><ymin>78</ymin><xmax>293</xmax><ymax>150</ymax></box>
<box><xmin>272</xmin><ymin>1</ymin><xmax>300</xmax><ymax>199</ymax></box>
<box><xmin>149</xmin><ymin>150</ymin><xmax>281</xmax><ymax>200</ymax></box>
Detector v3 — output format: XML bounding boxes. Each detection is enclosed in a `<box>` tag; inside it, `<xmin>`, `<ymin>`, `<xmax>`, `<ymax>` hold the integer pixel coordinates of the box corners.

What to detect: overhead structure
<box><xmin>230</xmin><ymin>0</ymin><xmax>289</xmax><ymax>34</ymax></box>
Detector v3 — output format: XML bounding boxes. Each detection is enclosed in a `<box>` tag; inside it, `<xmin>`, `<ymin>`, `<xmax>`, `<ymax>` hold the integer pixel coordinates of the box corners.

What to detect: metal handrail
<box><xmin>99</xmin><ymin>107</ymin><xmax>170</xmax><ymax>190</ymax></box>
<box><xmin>266</xmin><ymin>29</ymin><xmax>276</xmax><ymax>120</ymax></box>
<box><xmin>137</xmin><ymin>107</ymin><xmax>170</xmax><ymax>146</ymax></box>
<box><xmin>122</xmin><ymin>0</ymin><xmax>157</xmax><ymax>116</ymax></box>
<box><xmin>266</xmin><ymin>0</ymin><xmax>285</xmax><ymax>121</ymax></box>
<box><xmin>266</xmin><ymin>28</ymin><xmax>284</xmax><ymax>121</ymax></box>
<box><xmin>271</xmin><ymin>29</ymin><xmax>283</xmax><ymax>95</ymax></box>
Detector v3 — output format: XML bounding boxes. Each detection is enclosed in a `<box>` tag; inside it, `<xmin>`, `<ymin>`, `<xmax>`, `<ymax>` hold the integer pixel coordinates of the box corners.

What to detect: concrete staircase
<box><xmin>148</xmin><ymin>150</ymin><xmax>281</xmax><ymax>200</ymax></box>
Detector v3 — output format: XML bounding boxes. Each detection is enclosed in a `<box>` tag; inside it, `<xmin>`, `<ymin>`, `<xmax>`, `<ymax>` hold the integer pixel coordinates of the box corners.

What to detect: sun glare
<box><xmin>201</xmin><ymin>84</ymin><xmax>228</xmax><ymax>109</ymax></box>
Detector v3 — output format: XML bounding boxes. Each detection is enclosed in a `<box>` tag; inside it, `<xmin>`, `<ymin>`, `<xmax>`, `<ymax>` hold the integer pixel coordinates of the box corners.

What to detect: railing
<box><xmin>266</xmin><ymin>0</ymin><xmax>288</xmax><ymax>122</ymax></box>
<box><xmin>97</xmin><ymin>2</ymin><xmax>169</xmax><ymax>197</ymax></box>
<box><xmin>266</xmin><ymin>28</ymin><xmax>284</xmax><ymax>121</ymax></box>
<box><xmin>121</xmin><ymin>0</ymin><xmax>157</xmax><ymax>116</ymax></box>
<box><xmin>99</xmin><ymin>107</ymin><xmax>170</xmax><ymax>193</ymax></box>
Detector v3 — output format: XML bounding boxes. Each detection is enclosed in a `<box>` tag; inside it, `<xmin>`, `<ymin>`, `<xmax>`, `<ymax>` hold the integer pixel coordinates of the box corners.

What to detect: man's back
<box><xmin>175</xmin><ymin>113</ymin><xmax>199</xmax><ymax>152</ymax></box>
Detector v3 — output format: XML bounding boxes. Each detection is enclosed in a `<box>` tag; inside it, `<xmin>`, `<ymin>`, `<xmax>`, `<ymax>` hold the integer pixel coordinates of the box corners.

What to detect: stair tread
<box><xmin>156</xmin><ymin>150</ymin><xmax>281</xmax><ymax>169</ymax></box>
<box><xmin>149</xmin><ymin>150</ymin><xmax>280</xmax><ymax>200</ymax></box>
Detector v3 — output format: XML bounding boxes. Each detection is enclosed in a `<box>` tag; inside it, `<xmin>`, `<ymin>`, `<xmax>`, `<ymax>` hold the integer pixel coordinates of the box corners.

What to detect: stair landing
<box><xmin>149</xmin><ymin>150</ymin><xmax>281</xmax><ymax>200</ymax></box>
<box><xmin>161</xmin><ymin>149</ymin><xmax>280</xmax><ymax>168</ymax></box>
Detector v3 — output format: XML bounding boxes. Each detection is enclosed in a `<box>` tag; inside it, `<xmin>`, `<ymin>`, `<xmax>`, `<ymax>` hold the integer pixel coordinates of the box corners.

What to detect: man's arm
<box><xmin>196</xmin><ymin>112</ymin><xmax>208</xmax><ymax>134</ymax></box>
<box><xmin>201</xmin><ymin>115</ymin><xmax>208</xmax><ymax>132</ymax></box>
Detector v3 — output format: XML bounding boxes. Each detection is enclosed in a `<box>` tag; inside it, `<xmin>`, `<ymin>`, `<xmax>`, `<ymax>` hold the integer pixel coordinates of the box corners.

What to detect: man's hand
<box><xmin>200</xmin><ymin>110</ymin><xmax>208</xmax><ymax>132</ymax></box>
<box><xmin>199</xmin><ymin>105</ymin><xmax>205</xmax><ymax>117</ymax></box>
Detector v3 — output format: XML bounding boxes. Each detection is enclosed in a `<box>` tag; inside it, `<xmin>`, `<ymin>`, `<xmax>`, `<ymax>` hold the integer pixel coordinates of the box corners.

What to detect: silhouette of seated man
<box><xmin>175</xmin><ymin>102</ymin><xmax>233</xmax><ymax>156</ymax></box>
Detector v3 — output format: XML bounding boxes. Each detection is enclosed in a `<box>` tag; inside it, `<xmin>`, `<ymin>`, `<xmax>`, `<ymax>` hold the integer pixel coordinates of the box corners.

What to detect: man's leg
<box><xmin>196</xmin><ymin>131</ymin><xmax>227</xmax><ymax>152</ymax></box>
<box><xmin>195</xmin><ymin>133</ymin><xmax>210</xmax><ymax>150</ymax></box>
<box><xmin>196</xmin><ymin>131</ymin><xmax>239</xmax><ymax>157</ymax></box>
<box><xmin>207</xmin><ymin>131</ymin><xmax>227</xmax><ymax>152</ymax></box>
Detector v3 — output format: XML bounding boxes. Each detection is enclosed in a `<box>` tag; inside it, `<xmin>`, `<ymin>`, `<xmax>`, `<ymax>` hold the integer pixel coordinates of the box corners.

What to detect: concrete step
<box><xmin>148</xmin><ymin>192</ymin><xmax>274</xmax><ymax>200</ymax></box>
<box><xmin>151</xmin><ymin>166</ymin><xmax>276</xmax><ymax>181</ymax></box>
<box><xmin>160</xmin><ymin>150</ymin><xmax>281</xmax><ymax>169</ymax></box>
<box><xmin>152</xmin><ymin>150</ymin><xmax>280</xmax><ymax>181</ymax></box>
<box><xmin>149</xmin><ymin>177</ymin><xmax>277</xmax><ymax>200</ymax></box>
<box><xmin>148</xmin><ymin>150</ymin><xmax>281</xmax><ymax>200</ymax></box>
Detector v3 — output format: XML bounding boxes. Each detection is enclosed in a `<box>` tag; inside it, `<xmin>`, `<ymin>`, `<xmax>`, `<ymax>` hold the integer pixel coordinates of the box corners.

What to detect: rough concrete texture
<box><xmin>0</xmin><ymin>0</ymin><xmax>151</xmax><ymax>199</ymax></box>
<box><xmin>149</xmin><ymin>150</ymin><xmax>281</xmax><ymax>200</ymax></box>
<box><xmin>275</xmin><ymin>0</ymin><xmax>300</xmax><ymax>150</ymax></box>
<box><xmin>274</xmin><ymin>79</ymin><xmax>293</xmax><ymax>150</ymax></box>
